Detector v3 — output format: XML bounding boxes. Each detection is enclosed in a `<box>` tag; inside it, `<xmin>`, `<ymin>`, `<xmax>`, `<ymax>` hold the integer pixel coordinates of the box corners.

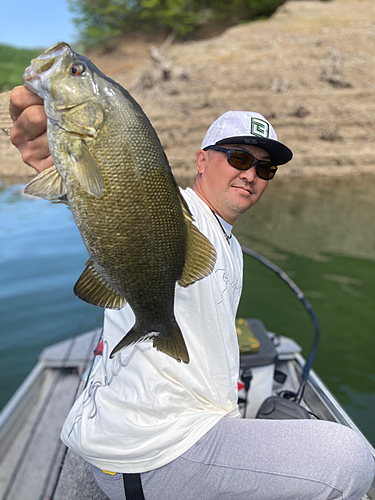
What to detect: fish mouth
<box><xmin>22</xmin><ymin>42</ymin><xmax>71</xmax><ymax>97</ymax></box>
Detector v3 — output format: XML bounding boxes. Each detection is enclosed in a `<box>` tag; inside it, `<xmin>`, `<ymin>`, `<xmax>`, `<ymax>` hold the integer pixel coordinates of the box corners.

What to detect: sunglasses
<box><xmin>204</xmin><ymin>146</ymin><xmax>278</xmax><ymax>180</ymax></box>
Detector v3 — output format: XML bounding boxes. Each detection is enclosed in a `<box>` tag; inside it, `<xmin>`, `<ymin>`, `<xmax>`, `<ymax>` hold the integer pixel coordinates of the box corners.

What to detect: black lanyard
<box><xmin>123</xmin><ymin>473</ymin><xmax>145</xmax><ymax>500</ymax></box>
<box><xmin>210</xmin><ymin>209</ymin><xmax>232</xmax><ymax>244</ymax></box>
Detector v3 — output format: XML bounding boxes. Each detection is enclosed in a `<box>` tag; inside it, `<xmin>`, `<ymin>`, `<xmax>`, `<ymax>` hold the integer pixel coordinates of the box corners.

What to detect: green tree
<box><xmin>0</xmin><ymin>45</ymin><xmax>43</xmax><ymax>92</ymax></box>
<box><xmin>68</xmin><ymin>0</ymin><xmax>286</xmax><ymax>48</ymax></box>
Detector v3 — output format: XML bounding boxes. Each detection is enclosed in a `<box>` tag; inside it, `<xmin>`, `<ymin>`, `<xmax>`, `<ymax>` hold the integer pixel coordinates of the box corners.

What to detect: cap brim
<box><xmin>215</xmin><ymin>136</ymin><xmax>293</xmax><ymax>165</ymax></box>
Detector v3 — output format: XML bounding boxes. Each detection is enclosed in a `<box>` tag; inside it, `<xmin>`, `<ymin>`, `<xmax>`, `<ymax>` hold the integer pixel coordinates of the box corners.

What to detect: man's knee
<box><xmin>335</xmin><ymin>425</ymin><xmax>374</xmax><ymax>499</ymax></box>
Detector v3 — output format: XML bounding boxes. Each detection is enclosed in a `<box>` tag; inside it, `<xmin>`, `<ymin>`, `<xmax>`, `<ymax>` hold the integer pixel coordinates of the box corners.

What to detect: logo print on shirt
<box><xmin>215</xmin><ymin>268</ymin><xmax>241</xmax><ymax>304</ymax></box>
<box><xmin>68</xmin><ymin>341</ymin><xmax>151</xmax><ymax>437</ymax></box>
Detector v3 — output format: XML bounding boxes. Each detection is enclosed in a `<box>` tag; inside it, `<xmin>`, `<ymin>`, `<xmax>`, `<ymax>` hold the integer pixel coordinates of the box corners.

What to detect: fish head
<box><xmin>23</xmin><ymin>42</ymin><xmax>107</xmax><ymax>119</ymax></box>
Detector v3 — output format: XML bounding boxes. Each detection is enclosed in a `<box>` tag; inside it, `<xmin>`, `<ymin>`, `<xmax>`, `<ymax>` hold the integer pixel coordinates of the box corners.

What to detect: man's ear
<box><xmin>196</xmin><ymin>149</ymin><xmax>207</xmax><ymax>174</ymax></box>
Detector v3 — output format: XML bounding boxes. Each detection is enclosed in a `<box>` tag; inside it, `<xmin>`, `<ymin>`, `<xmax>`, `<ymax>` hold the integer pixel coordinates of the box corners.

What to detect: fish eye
<box><xmin>70</xmin><ymin>63</ymin><xmax>86</xmax><ymax>76</ymax></box>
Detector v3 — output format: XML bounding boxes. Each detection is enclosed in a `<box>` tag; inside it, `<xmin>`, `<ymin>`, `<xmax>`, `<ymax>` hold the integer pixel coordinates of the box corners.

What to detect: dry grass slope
<box><xmin>1</xmin><ymin>0</ymin><xmax>374</xmax><ymax>182</ymax></box>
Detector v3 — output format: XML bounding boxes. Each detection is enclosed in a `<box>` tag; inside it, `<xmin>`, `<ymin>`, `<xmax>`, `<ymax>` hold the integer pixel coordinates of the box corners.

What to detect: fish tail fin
<box><xmin>110</xmin><ymin>322</ymin><xmax>190</xmax><ymax>364</ymax></box>
<box><xmin>109</xmin><ymin>324</ymin><xmax>144</xmax><ymax>359</ymax></box>
<box><xmin>152</xmin><ymin>323</ymin><xmax>190</xmax><ymax>364</ymax></box>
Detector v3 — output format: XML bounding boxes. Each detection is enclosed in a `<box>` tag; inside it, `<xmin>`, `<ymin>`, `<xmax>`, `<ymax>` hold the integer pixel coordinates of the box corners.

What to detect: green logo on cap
<box><xmin>251</xmin><ymin>118</ymin><xmax>269</xmax><ymax>138</ymax></box>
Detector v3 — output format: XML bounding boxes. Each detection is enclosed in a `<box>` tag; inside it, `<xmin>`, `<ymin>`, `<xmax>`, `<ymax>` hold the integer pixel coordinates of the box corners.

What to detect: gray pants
<box><xmin>91</xmin><ymin>417</ymin><xmax>375</xmax><ymax>500</ymax></box>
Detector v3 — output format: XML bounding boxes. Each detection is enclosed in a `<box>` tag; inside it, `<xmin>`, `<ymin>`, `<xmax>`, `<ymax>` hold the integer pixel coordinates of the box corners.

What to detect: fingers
<box><xmin>9</xmin><ymin>85</ymin><xmax>52</xmax><ymax>173</ymax></box>
<box><xmin>10</xmin><ymin>103</ymin><xmax>47</xmax><ymax>143</ymax></box>
<box><xmin>16</xmin><ymin>131</ymin><xmax>54</xmax><ymax>172</ymax></box>
<box><xmin>9</xmin><ymin>85</ymin><xmax>44</xmax><ymax>123</ymax></box>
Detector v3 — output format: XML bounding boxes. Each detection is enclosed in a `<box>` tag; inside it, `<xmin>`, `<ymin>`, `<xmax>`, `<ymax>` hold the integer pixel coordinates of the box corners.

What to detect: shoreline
<box><xmin>2</xmin><ymin>166</ymin><xmax>375</xmax><ymax>191</ymax></box>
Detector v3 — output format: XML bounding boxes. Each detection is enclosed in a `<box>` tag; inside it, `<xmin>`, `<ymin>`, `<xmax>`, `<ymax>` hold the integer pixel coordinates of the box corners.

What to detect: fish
<box><xmin>22</xmin><ymin>42</ymin><xmax>216</xmax><ymax>364</ymax></box>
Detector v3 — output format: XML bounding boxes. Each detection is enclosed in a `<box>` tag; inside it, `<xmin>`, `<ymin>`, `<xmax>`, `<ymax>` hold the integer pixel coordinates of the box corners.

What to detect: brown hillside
<box><xmin>1</xmin><ymin>0</ymin><xmax>375</xmax><ymax>182</ymax></box>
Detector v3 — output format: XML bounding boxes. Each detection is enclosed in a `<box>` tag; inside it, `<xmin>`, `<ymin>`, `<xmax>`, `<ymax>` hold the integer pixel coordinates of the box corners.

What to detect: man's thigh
<box><xmin>142</xmin><ymin>417</ymin><xmax>374</xmax><ymax>500</ymax></box>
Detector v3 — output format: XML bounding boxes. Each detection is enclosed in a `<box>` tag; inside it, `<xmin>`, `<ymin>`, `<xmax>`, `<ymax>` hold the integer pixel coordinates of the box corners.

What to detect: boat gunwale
<box><xmin>0</xmin><ymin>361</ymin><xmax>46</xmax><ymax>459</ymax></box>
<box><xmin>293</xmin><ymin>353</ymin><xmax>375</xmax><ymax>499</ymax></box>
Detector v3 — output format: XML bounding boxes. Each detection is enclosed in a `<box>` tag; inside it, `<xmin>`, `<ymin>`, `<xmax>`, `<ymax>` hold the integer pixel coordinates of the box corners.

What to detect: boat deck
<box><xmin>0</xmin><ymin>328</ymin><xmax>107</xmax><ymax>500</ymax></box>
<box><xmin>0</xmin><ymin>327</ymin><xmax>373</xmax><ymax>500</ymax></box>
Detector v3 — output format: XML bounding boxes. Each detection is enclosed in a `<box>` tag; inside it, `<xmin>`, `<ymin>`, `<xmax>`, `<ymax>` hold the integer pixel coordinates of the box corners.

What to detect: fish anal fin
<box><xmin>110</xmin><ymin>322</ymin><xmax>190</xmax><ymax>364</ymax></box>
<box><xmin>24</xmin><ymin>165</ymin><xmax>67</xmax><ymax>200</ymax></box>
<box><xmin>69</xmin><ymin>141</ymin><xmax>104</xmax><ymax>198</ymax></box>
<box><xmin>74</xmin><ymin>259</ymin><xmax>125</xmax><ymax>309</ymax></box>
<box><xmin>178</xmin><ymin>201</ymin><xmax>217</xmax><ymax>287</ymax></box>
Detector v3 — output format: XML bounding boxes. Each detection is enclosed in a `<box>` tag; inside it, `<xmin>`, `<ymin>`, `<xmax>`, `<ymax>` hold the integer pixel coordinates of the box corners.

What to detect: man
<box><xmin>10</xmin><ymin>87</ymin><xmax>375</xmax><ymax>500</ymax></box>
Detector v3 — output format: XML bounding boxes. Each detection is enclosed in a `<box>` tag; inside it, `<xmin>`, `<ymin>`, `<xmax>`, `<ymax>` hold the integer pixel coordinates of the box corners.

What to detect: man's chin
<box><xmin>227</xmin><ymin>200</ymin><xmax>254</xmax><ymax>217</ymax></box>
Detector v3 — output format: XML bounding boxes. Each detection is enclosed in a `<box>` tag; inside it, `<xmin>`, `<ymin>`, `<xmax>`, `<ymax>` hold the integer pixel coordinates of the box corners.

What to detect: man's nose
<box><xmin>238</xmin><ymin>165</ymin><xmax>257</xmax><ymax>182</ymax></box>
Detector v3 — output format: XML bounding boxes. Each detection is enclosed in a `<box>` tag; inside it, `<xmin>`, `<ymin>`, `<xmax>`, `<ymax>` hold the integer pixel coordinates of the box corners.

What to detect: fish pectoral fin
<box><xmin>178</xmin><ymin>201</ymin><xmax>217</xmax><ymax>287</ymax></box>
<box><xmin>74</xmin><ymin>259</ymin><xmax>125</xmax><ymax>309</ymax></box>
<box><xmin>69</xmin><ymin>141</ymin><xmax>104</xmax><ymax>198</ymax></box>
<box><xmin>110</xmin><ymin>322</ymin><xmax>190</xmax><ymax>364</ymax></box>
<box><xmin>24</xmin><ymin>165</ymin><xmax>67</xmax><ymax>200</ymax></box>
<box><xmin>51</xmin><ymin>194</ymin><xmax>70</xmax><ymax>206</ymax></box>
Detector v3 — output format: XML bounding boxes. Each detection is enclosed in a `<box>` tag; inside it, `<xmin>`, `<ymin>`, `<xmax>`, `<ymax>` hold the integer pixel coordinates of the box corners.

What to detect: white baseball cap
<box><xmin>201</xmin><ymin>111</ymin><xmax>293</xmax><ymax>165</ymax></box>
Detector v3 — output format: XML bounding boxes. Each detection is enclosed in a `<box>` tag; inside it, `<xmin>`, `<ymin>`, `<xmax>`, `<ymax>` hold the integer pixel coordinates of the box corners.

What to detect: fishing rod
<box><xmin>241</xmin><ymin>246</ymin><xmax>321</xmax><ymax>405</ymax></box>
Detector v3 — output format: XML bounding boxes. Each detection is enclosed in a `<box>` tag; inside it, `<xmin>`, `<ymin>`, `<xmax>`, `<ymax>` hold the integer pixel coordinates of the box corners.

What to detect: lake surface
<box><xmin>0</xmin><ymin>183</ymin><xmax>104</xmax><ymax>409</ymax></box>
<box><xmin>0</xmin><ymin>174</ymin><xmax>374</xmax><ymax>444</ymax></box>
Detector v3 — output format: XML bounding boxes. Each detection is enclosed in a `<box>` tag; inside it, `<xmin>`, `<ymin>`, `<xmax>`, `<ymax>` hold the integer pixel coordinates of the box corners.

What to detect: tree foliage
<box><xmin>68</xmin><ymin>0</ymin><xmax>286</xmax><ymax>47</ymax></box>
<box><xmin>0</xmin><ymin>45</ymin><xmax>43</xmax><ymax>92</ymax></box>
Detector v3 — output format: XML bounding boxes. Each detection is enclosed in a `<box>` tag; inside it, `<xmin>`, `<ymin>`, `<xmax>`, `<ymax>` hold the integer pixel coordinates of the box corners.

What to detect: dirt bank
<box><xmin>1</xmin><ymin>0</ymin><xmax>374</xmax><ymax>183</ymax></box>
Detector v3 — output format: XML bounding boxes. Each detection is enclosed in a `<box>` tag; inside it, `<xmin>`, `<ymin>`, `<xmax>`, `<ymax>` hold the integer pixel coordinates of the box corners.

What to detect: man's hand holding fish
<box><xmin>9</xmin><ymin>85</ymin><xmax>53</xmax><ymax>172</ymax></box>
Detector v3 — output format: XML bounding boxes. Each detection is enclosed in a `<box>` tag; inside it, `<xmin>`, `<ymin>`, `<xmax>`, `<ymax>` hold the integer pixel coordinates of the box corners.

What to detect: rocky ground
<box><xmin>1</xmin><ymin>0</ymin><xmax>375</xmax><ymax>183</ymax></box>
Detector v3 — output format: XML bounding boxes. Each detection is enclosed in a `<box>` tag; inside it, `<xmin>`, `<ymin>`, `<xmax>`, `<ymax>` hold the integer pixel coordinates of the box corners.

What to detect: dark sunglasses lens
<box><xmin>227</xmin><ymin>149</ymin><xmax>277</xmax><ymax>180</ymax></box>
<box><xmin>257</xmin><ymin>163</ymin><xmax>277</xmax><ymax>180</ymax></box>
<box><xmin>229</xmin><ymin>150</ymin><xmax>253</xmax><ymax>170</ymax></box>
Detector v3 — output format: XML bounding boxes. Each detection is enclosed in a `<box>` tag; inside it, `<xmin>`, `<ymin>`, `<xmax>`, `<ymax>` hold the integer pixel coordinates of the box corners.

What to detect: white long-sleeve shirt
<box><xmin>61</xmin><ymin>187</ymin><xmax>243</xmax><ymax>473</ymax></box>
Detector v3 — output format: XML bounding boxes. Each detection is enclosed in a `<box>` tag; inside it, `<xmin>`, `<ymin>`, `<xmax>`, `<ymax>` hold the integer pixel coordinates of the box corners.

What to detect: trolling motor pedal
<box><xmin>256</xmin><ymin>395</ymin><xmax>312</xmax><ymax>420</ymax></box>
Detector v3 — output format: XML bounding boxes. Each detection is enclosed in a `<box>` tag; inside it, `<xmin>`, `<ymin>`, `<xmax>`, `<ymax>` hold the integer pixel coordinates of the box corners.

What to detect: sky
<box><xmin>0</xmin><ymin>0</ymin><xmax>77</xmax><ymax>49</ymax></box>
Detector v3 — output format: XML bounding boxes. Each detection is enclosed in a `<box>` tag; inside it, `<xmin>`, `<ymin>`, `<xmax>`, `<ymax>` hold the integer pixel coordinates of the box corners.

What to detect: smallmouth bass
<box><xmin>23</xmin><ymin>42</ymin><xmax>216</xmax><ymax>363</ymax></box>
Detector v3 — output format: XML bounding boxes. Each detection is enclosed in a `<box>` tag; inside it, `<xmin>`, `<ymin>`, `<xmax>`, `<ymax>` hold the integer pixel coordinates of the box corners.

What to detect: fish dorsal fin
<box><xmin>24</xmin><ymin>165</ymin><xmax>67</xmax><ymax>200</ymax></box>
<box><xmin>69</xmin><ymin>141</ymin><xmax>104</xmax><ymax>198</ymax></box>
<box><xmin>74</xmin><ymin>259</ymin><xmax>126</xmax><ymax>309</ymax></box>
<box><xmin>178</xmin><ymin>200</ymin><xmax>217</xmax><ymax>287</ymax></box>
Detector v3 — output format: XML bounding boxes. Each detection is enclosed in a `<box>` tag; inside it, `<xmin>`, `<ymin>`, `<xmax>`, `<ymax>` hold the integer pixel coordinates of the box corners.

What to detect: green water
<box><xmin>0</xmin><ymin>183</ymin><xmax>104</xmax><ymax>409</ymax></box>
<box><xmin>234</xmin><ymin>174</ymin><xmax>375</xmax><ymax>444</ymax></box>
<box><xmin>0</xmin><ymin>174</ymin><xmax>374</xmax><ymax>445</ymax></box>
